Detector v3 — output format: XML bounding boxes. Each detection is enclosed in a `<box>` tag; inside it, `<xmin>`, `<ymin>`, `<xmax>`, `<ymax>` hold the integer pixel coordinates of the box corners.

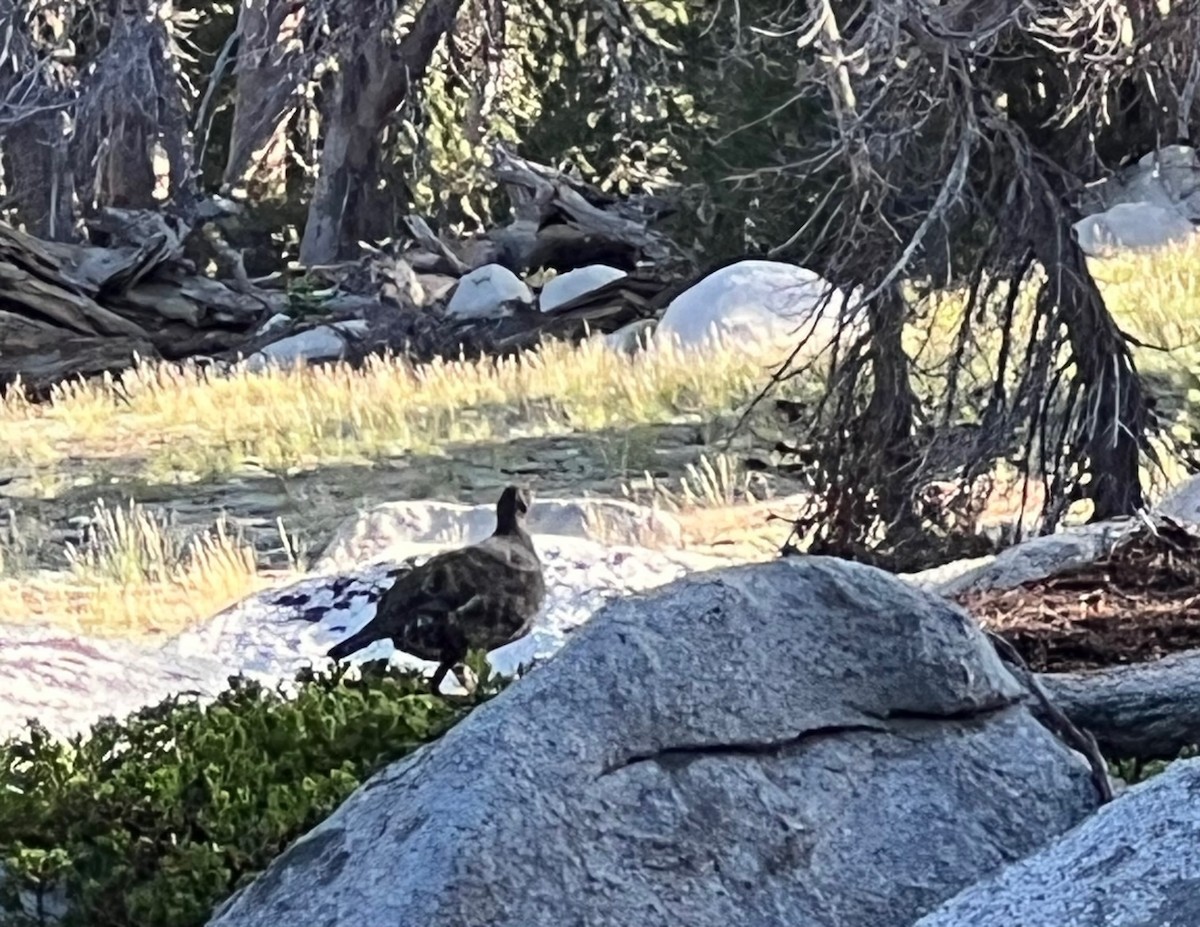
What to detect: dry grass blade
<box><xmin>1</xmin><ymin>498</ymin><xmax>270</xmax><ymax>638</ymax></box>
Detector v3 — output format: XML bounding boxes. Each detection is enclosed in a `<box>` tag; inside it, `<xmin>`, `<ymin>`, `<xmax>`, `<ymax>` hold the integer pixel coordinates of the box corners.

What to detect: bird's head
<box><xmin>496</xmin><ymin>484</ymin><xmax>533</xmax><ymax>530</ymax></box>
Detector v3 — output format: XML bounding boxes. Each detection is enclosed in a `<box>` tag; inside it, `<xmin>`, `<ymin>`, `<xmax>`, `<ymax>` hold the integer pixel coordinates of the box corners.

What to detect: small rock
<box><xmin>914</xmin><ymin>757</ymin><xmax>1200</xmax><ymax>927</ymax></box>
<box><xmin>255</xmin><ymin>313</ymin><xmax>292</xmax><ymax>337</ymax></box>
<box><xmin>1073</xmin><ymin>201</ymin><xmax>1196</xmax><ymax>257</ymax></box>
<box><xmin>445</xmin><ymin>264</ymin><xmax>534</xmax><ymax>320</ymax></box>
<box><xmin>242</xmin><ymin>322</ymin><xmax>366</xmax><ymax>373</ymax></box>
<box><xmin>538</xmin><ymin>264</ymin><xmax>628</xmax><ymax>313</ymax></box>
<box><xmin>602</xmin><ymin>318</ymin><xmax>656</xmax><ymax>355</ymax></box>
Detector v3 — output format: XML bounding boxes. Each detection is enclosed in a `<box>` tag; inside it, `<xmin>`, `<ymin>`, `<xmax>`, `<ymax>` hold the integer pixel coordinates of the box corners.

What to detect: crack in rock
<box><xmin>601</xmin><ymin>701</ymin><xmax>1020</xmax><ymax>778</ymax></box>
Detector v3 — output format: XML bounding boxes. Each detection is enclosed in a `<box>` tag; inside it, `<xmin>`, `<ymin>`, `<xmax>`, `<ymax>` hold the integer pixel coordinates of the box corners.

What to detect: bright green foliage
<box><xmin>0</xmin><ymin>658</ymin><xmax>506</xmax><ymax>927</ymax></box>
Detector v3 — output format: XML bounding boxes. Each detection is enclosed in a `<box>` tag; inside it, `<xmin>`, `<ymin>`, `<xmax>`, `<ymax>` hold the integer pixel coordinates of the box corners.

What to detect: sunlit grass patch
<box><xmin>0</xmin><ymin>499</ymin><xmax>288</xmax><ymax>638</ymax></box>
<box><xmin>0</xmin><ymin>336</ymin><xmax>771</xmax><ymax>482</ymax></box>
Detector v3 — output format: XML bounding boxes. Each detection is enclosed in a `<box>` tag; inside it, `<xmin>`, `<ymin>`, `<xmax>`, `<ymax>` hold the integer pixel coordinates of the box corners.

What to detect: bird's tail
<box><xmin>327</xmin><ymin>626</ymin><xmax>377</xmax><ymax>662</ymax></box>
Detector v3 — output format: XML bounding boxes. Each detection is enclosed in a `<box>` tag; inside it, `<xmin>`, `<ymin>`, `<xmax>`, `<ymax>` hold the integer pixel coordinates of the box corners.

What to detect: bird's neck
<box><xmin>494</xmin><ymin>521</ymin><xmax>535</xmax><ymax>549</ymax></box>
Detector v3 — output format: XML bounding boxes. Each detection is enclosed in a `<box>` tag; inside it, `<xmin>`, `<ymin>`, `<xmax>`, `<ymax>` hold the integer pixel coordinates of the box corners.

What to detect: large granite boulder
<box><xmin>916</xmin><ymin>757</ymin><xmax>1200</xmax><ymax>927</ymax></box>
<box><xmin>653</xmin><ymin>259</ymin><xmax>864</xmax><ymax>362</ymax></box>
<box><xmin>208</xmin><ymin>556</ymin><xmax>1099</xmax><ymax>927</ymax></box>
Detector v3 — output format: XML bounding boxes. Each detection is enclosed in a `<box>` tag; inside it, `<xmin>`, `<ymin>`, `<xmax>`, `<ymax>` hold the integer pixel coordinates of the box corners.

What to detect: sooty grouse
<box><xmin>326</xmin><ymin>485</ymin><xmax>547</xmax><ymax>694</ymax></box>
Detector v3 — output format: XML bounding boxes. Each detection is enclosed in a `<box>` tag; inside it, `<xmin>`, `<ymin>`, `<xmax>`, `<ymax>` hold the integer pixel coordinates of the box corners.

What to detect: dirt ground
<box><xmin>955</xmin><ymin>518</ymin><xmax>1200</xmax><ymax>673</ymax></box>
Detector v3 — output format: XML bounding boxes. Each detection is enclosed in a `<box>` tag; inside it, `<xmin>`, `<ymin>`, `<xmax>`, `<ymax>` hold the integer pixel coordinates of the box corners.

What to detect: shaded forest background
<box><xmin>2</xmin><ymin>0</ymin><xmax>1199</xmax><ymax>568</ymax></box>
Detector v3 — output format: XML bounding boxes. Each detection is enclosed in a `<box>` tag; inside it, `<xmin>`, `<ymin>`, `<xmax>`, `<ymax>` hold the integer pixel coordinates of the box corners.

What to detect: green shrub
<box><xmin>0</xmin><ymin>656</ymin><xmax>507</xmax><ymax>927</ymax></box>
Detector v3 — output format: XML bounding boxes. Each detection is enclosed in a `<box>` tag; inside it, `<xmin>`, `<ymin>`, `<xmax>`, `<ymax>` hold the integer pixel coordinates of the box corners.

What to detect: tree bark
<box><xmin>222</xmin><ymin>0</ymin><xmax>308</xmax><ymax>198</ymax></box>
<box><xmin>1029</xmin><ymin>174</ymin><xmax>1149</xmax><ymax>521</ymax></box>
<box><xmin>73</xmin><ymin>0</ymin><xmax>195</xmax><ymax>214</ymax></box>
<box><xmin>1039</xmin><ymin>649</ymin><xmax>1200</xmax><ymax>762</ymax></box>
<box><xmin>298</xmin><ymin>0</ymin><xmax>467</xmax><ymax>265</ymax></box>
<box><xmin>0</xmin><ymin>0</ymin><xmax>76</xmax><ymax>239</ymax></box>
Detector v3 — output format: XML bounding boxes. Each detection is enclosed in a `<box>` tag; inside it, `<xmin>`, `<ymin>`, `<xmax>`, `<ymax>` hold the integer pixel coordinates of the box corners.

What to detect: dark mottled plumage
<box><xmin>326</xmin><ymin>486</ymin><xmax>546</xmax><ymax>694</ymax></box>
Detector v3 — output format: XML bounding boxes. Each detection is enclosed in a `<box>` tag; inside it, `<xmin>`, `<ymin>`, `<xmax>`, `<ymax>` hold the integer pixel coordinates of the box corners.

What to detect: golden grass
<box><xmin>0</xmin><ymin>336</ymin><xmax>770</xmax><ymax>481</ymax></box>
<box><xmin>622</xmin><ymin>451</ymin><xmax>774</xmax><ymax>511</ymax></box>
<box><xmin>4</xmin><ymin>237</ymin><xmax>1200</xmax><ymax>637</ymax></box>
<box><xmin>0</xmin><ymin>499</ymin><xmax>282</xmax><ymax>638</ymax></box>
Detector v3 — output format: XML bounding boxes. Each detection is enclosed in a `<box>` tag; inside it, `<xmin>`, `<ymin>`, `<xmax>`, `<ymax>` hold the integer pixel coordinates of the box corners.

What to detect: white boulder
<box><xmin>654</xmin><ymin>259</ymin><xmax>863</xmax><ymax>361</ymax></box>
<box><xmin>538</xmin><ymin>264</ymin><xmax>628</xmax><ymax>313</ymax></box>
<box><xmin>445</xmin><ymin>263</ymin><xmax>534</xmax><ymax>320</ymax></box>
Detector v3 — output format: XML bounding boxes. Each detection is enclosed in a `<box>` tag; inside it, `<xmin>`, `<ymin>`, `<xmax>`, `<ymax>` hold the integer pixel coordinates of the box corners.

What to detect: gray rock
<box><xmin>538</xmin><ymin>264</ymin><xmax>627</xmax><ymax>313</ymax></box>
<box><xmin>315</xmin><ymin>495</ymin><xmax>684</xmax><ymax>572</ymax></box>
<box><xmin>242</xmin><ymin>322</ymin><xmax>367</xmax><ymax>372</ymax></box>
<box><xmin>1078</xmin><ymin>145</ymin><xmax>1200</xmax><ymax>220</ymax></box>
<box><xmin>445</xmin><ymin>263</ymin><xmax>533</xmax><ymax>320</ymax></box>
<box><xmin>602</xmin><ymin>318</ymin><xmax>656</xmax><ymax>355</ymax></box>
<box><xmin>1154</xmin><ymin>473</ymin><xmax>1200</xmax><ymax>523</ymax></box>
<box><xmin>915</xmin><ymin>757</ymin><xmax>1200</xmax><ymax>927</ymax></box>
<box><xmin>1073</xmin><ymin>201</ymin><xmax>1196</xmax><ymax>257</ymax></box>
<box><xmin>934</xmin><ymin>518</ymin><xmax>1136</xmax><ymax>597</ymax></box>
<box><xmin>208</xmin><ymin>557</ymin><xmax>1099</xmax><ymax>927</ymax></box>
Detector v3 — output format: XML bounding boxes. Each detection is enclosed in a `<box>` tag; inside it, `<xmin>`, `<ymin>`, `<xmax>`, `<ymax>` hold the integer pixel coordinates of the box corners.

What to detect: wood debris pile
<box><xmin>955</xmin><ymin>516</ymin><xmax>1200</xmax><ymax>673</ymax></box>
<box><xmin>0</xmin><ymin>146</ymin><xmax>690</xmax><ymax>395</ymax></box>
<box><xmin>0</xmin><ymin>209</ymin><xmax>279</xmax><ymax>395</ymax></box>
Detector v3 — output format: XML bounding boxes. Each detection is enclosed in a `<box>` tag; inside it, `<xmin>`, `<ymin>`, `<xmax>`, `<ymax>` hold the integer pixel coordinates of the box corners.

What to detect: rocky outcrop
<box><xmin>207</xmin><ymin>557</ymin><xmax>1099</xmax><ymax>927</ymax></box>
<box><xmin>915</xmin><ymin>757</ymin><xmax>1200</xmax><ymax>927</ymax></box>
<box><xmin>654</xmin><ymin>259</ymin><xmax>864</xmax><ymax>362</ymax></box>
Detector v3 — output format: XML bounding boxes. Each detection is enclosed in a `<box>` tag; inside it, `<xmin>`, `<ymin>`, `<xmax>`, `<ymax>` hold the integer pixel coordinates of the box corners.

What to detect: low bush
<box><xmin>0</xmin><ymin>657</ymin><xmax>505</xmax><ymax>927</ymax></box>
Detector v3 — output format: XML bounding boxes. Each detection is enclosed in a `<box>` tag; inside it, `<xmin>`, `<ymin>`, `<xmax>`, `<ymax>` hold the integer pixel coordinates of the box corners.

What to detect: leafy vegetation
<box><xmin>0</xmin><ymin>658</ymin><xmax>506</xmax><ymax>927</ymax></box>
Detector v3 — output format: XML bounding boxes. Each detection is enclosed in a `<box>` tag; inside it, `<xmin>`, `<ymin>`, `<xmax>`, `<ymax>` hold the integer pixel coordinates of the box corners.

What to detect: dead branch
<box><xmin>1039</xmin><ymin>650</ymin><xmax>1200</xmax><ymax>763</ymax></box>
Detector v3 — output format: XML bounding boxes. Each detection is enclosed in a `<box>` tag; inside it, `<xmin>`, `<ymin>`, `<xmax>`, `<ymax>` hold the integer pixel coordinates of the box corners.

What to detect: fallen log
<box><xmin>485</xmin><ymin>145</ymin><xmax>683</xmax><ymax>274</ymax></box>
<box><xmin>0</xmin><ymin>210</ymin><xmax>281</xmax><ymax>393</ymax></box>
<box><xmin>1038</xmin><ymin>648</ymin><xmax>1200</xmax><ymax>762</ymax></box>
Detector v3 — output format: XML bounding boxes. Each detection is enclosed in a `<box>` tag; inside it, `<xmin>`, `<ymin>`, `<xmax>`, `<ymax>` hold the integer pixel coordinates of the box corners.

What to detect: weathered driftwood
<box><xmin>1038</xmin><ymin>649</ymin><xmax>1200</xmax><ymax>762</ymax></box>
<box><xmin>0</xmin><ymin>212</ymin><xmax>279</xmax><ymax>392</ymax></box>
<box><xmin>485</xmin><ymin>146</ymin><xmax>681</xmax><ymax>274</ymax></box>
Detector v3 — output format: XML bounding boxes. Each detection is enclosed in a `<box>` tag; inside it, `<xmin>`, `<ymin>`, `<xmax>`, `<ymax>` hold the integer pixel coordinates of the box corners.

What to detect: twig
<box><xmin>988</xmin><ymin>630</ymin><xmax>1114</xmax><ymax>804</ymax></box>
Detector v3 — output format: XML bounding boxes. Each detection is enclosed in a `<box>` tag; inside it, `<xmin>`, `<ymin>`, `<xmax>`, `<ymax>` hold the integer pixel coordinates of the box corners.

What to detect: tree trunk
<box><xmin>73</xmin><ymin>0</ymin><xmax>195</xmax><ymax>214</ymax></box>
<box><xmin>1029</xmin><ymin>175</ymin><xmax>1149</xmax><ymax>520</ymax></box>
<box><xmin>0</xmin><ymin>0</ymin><xmax>76</xmax><ymax>239</ymax></box>
<box><xmin>298</xmin><ymin>0</ymin><xmax>467</xmax><ymax>265</ymax></box>
<box><xmin>222</xmin><ymin>0</ymin><xmax>308</xmax><ymax>198</ymax></box>
<box><xmin>1039</xmin><ymin>649</ymin><xmax>1200</xmax><ymax>762</ymax></box>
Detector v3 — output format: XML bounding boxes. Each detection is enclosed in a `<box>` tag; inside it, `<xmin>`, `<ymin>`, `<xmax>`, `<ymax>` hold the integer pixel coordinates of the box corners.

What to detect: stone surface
<box><xmin>242</xmin><ymin>321</ymin><xmax>367</xmax><ymax>372</ymax></box>
<box><xmin>915</xmin><ymin>757</ymin><xmax>1200</xmax><ymax>927</ymax></box>
<box><xmin>1079</xmin><ymin>145</ymin><xmax>1200</xmax><ymax>222</ymax></box>
<box><xmin>933</xmin><ymin>519</ymin><xmax>1137</xmax><ymax>597</ymax></box>
<box><xmin>1073</xmin><ymin>201</ymin><xmax>1196</xmax><ymax>257</ymax></box>
<box><xmin>0</xmin><ymin>620</ymin><xmax>229</xmax><ymax>744</ymax></box>
<box><xmin>1154</xmin><ymin>472</ymin><xmax>1200</xmax><ymax>523</ymax></box>
<box><xmin>538</xmin><ymin>264</ymin><xmax>628</xmax><ymax>313</ymax></box>
<box><xmin>178</xmin><ymin>534</ymin><xmax>728</xmax><ymax>691</ymax></box>
<box><xmin>602</xmin><ymin>318</ymin><xmax>656</xmax><ymax>354</ymax></box>
<box><xmin>207</xmin><ymin>557</ymin><xmax>1098</xmax><ymax>927</ymax></box>
<box><xmin>444</xmin><ymin>263</ymin><xmax>534</xmax><ymax>320</ymax></box>
<box><xmin>0</xmin><ymin>530</ymin><xmax>730</xmax><ymax>741</ymax></box>
<box><xmin>654</xmin><ymin>259</ymin><xmax>863</xmax><ymax>362</ymax></box>
<box><xmin>315</xmin><ymin>494</ymin><xmax>684</xmax><ymax>572</ymax></box>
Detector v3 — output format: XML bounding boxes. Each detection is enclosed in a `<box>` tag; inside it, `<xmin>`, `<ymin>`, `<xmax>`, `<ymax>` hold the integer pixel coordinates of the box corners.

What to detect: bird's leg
<box><xmin>429</xmin><ymin>660</ymin><xmax>453</xmax><ymax>696</ymax></box>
